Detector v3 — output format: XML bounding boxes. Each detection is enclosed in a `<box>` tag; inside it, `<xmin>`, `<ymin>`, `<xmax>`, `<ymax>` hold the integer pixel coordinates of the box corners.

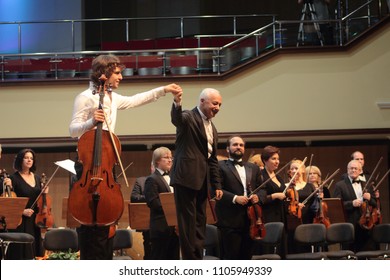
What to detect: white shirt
<box><xmin>230</xmin><ymin>159</ymin><xmax>247</xmax><ymax>203</ymax></box>
<box><xmin>157</xmin><ymin>168</ymin><xmax>173</xmax><ymax>193</ymax></box>
<box><xmin>350</xmin><ymin>177</ymin><xmax>363</xmax><ymax>201</ymax></box>
<box><xmin>197</xmin><ymin>107</ymin><xmax>213</xmax><ymax>158</ymax></box>
<box><xmin>69</xmin><ymin>82</ymin><xmax>166</xmax><ymax>138</ymax></box>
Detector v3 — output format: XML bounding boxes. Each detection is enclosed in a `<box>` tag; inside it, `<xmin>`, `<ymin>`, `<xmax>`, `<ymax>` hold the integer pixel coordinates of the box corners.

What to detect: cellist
<box><xmin>69</xmin><ymin>54</ymin><xmax>182</xmax><ymax>260</ymax></box>
<box><xmin>215</xmin><ymin>135</ymin><xmax>263</xmax><ymax>260</ymax></box>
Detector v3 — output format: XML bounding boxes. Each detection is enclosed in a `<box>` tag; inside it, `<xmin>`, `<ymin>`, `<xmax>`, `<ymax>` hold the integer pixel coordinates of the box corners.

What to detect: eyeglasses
<box><xmin>162</xmin><ymin>156</ymin><xmax>174</xmax><ymax>161</ymax></box>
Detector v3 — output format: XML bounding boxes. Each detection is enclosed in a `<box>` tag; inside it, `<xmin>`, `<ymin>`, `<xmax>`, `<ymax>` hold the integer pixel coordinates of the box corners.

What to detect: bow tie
<box><xmin>232</xmin><ymin>160</ymin><xmax>244</xmax><ymax>167</ymax></box>
<box><xmin>352</xmin><ymin>179</ymin><xmax>361</xmax><ymax>184</ymax></box>
<box><xmin>162</xmin><ymin>172</ymin><xmax>170</xmax><ymax>176</ymax></box>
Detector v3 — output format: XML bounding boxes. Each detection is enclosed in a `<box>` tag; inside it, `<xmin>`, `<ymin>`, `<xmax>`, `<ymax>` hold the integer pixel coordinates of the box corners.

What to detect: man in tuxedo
<box><xmin>333</xmin><ymin>160</ymin><xmax>377</xmax><ymax>252</ymax></box>
<box><xmin>144</xmin><ymin>147</ymin><xmax>179</xmax><ymax>260</ymax></box>
<box><xmin>170</xmin><ymin>88</ymin><xmax>223</xmax><ymax>260</ymax></box>
<box><xmin>216</xmin><ymin>135</ymin><xmax>263</xmax><ymax>259</ymax></box>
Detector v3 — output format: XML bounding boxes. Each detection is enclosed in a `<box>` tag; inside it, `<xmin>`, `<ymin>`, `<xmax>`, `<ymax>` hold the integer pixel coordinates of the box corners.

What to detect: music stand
<box><xmin>0</xmin><ymin>197</ymin><xmax>34</xmax><ymax>259</ymax></box>
<box><xmin>0</xmin><ymin>197</ymin><xmax>28</xmax><ymax>230</ymax></box>
<box><xmin>159</xmin><ymin>193</ymin><xmax>177</xmax><ymax>226</ymax></box>
<box><xmin>159</xmin><ymin>193</ymin><xmax>217</xmax><ymax>226</ymax></box>
<box><xmin>323</xmin><ymin>198</ymin><xmax>346</xmax><ymax>223</ymax></box>
<box><xmin>128</xmin><ymin>202</ymin><xmax>150</xmax><ymax>230</ymax></box>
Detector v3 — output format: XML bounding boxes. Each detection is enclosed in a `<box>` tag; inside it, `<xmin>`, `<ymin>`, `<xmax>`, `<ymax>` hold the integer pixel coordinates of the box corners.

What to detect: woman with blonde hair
<box><xmin>305</xmin><ymin>165</ymin><xmax>330</xmax><ymax>198</ymax></box>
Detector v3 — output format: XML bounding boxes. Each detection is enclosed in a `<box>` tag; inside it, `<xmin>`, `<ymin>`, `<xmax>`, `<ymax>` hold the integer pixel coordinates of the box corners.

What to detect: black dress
<box><xmin>7</xmin><ymin>172</ymin><xmax>43</xmax><ymax>259</ymax></box>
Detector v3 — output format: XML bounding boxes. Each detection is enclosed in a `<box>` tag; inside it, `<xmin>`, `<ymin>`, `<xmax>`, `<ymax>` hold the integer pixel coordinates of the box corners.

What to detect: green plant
<box><xmin>47</xmin><ymin>249</ymin><xmax>79</xmax><ymax>260</ymax></box>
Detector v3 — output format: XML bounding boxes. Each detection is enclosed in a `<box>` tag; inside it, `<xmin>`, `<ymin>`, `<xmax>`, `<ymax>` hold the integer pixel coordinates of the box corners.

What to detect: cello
<box><xmin>68</xmin><ymin>76</ymin><xmax>125</xmax><ymax>226</ymax></box>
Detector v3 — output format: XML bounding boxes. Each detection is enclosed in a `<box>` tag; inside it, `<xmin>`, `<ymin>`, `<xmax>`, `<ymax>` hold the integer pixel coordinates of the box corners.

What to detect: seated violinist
<box><xmin>333</xmin><ymin>160</ymin><xmax>377</xmax><ymax>252</ymax></box>
<box><xmin>215</xmin><ymin>135</ymin><xmax>263</xmax><ymax>259</ymax></box>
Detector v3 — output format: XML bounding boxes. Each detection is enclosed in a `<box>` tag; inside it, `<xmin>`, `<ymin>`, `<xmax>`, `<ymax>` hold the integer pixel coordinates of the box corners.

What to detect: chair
<box><xmin>355</xmin><ymin>223</ymin><xmax>390</xmax><ymax>260</ymax></box>
<box><xmin>285</xmin><ymin>223</ymin><xmax>327</xmax><ymax>260</ymax></box>
<box><xmin>0</xmin><ymin>232</ymin><xmax>35</xmax><ymax>260</ymax></box>
<box><xmin>324</xmin><ymin>222</ymin><xmax>356</xmax><ymax>259</ymax></box>
<box><xmin>203</xmin><ymin>224</ymin><xmax>221</xmax><ymax>260</ymax></box>
<box><xmin>43</xmin><ymin>228</ymin><xmax>78</xmax><ymax>252</ymax></box>
<box><xmin>252</xmin><ymin>222</ymin><xmax>284</xmax><ymax>260</ymax></box>
<box><xmin>113</xmin><ymin>229</ymin><xmax>133</xmax><ymax>260</ymax></box>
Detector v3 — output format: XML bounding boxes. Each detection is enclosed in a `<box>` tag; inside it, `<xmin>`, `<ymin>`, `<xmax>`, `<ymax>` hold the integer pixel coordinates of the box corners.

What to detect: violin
<box><xmin>313</xmin><ymin>195</ymin><xmax>331</xmax><ymax>228</ymax></box>
<box><xmin>0</xmin><ymin>169</ymin><xmax>17</xmax><ymax>197</ymax></box>
<box><xmin>358</xmin><ymin>157</ymin><xmax>383</xmax><ymax>230</ymax></box>
<box><xmin>68</xmin><ymin>76</ymin><xmax>124</xmax><ymax>226</ymax></box>
<box><xmin>286</xmin><ymin>182</ymin><xmax>302</xmax><ymax>219</ymax></box>
<box><xmin>35</xmin><ymin>173</ymin><xmax>54</xmax><ymax>234</ymax></box>
<box><xmin>247</xmin><ymin>183</ymin><xmax>266</xmax><ymax>240</ymax></box>
<box><xmin>359</xmin><ymin>199</ymin><xmax>374</xmax><ymax>230</ymax></box>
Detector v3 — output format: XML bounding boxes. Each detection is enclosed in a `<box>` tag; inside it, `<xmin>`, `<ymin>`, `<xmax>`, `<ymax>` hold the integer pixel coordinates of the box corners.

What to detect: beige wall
<box><xmin>1</xmin><ymin>25</ymin><xmax>389</xmax><ymax>139</ymax></box>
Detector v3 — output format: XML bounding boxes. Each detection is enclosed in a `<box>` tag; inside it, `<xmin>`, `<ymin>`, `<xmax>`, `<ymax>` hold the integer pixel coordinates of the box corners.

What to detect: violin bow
<box><xmin>362</xmin><ymin>156</ymin><xmax>383</xmax><ymax>193</ymax></box>
<box><xmin>248</xmin><ymin>159</ymin><xmax>293</xmax><ymax>196</ymax></box>
<box><xmin>282</xmin><ymin>156</ymin><xmax>308</xmax><ymax>195</ymax></box>
<box><xmin>117</xmin><ymin>162</ymin><xmax>134</xmax><ymax>179</ymax></box>
<box><xmin>372</xmin><ymin>168</ymin><xmax>390</xmax><ymax>192</ymax></box>
<box><xmin>31</xmin><ymin>165</ymin><xmax>60</xmax><ymax>209</ymax></box>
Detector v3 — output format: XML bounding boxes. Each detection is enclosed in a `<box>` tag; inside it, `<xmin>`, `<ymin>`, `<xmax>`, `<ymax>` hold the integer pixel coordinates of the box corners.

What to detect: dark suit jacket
<box><xmin>130</xmin><ymin>176</ymin><xmax>147</xmax><ymax>202</ymax></box>
<box><xmin>144</xmin><ymin>171</ymin><xmax>173</xmax><ymax>239</ymax></box>
<box><xmin>333</xmin><ymin>177</ymin><xmax>377</xmax><ymax>225</ymax></box>
<box><xmin>216</xmin><ymin>160</ymin><xmax>263</xmax><ymax>229</ymax></box>
<box><xmin>170</xmin><ymin>105</ymin><xmax>221</xmax><ymax>192</ymax></box>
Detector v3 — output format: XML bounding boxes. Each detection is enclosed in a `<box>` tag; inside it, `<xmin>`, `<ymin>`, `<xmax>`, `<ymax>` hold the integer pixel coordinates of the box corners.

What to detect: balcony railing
<box><xmin>0</xmin><ymin>0</ymin><xmax>388</xmax><ymax>82</ymax></box>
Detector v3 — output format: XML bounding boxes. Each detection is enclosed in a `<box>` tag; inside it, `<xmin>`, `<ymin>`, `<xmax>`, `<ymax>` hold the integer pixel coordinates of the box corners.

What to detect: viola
<box><xmin>68</xmin><ymin>77</ymin><xmax>124</xmax><ymax>226</ymax></box>
<box><xmin>35</xmin><ymin>173</ymin><xmax>54</xmax><ymax>235</ymax></box>
<box><xmin>1</xmin><ymin>169</ymin><xmax>17</xmax><ymax>197</ymax></box>
<box><xmin>247</xmin><ymin>183</ymin><xmax>266</xmax><ymax>240</ymax></box>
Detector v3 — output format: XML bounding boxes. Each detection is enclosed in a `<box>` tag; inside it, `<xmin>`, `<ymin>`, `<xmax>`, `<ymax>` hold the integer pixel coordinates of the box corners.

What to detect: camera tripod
<box><xmin>297</xmin><ymin>1</ymin><xmax>324</xmax><ymax>46</ymax></box>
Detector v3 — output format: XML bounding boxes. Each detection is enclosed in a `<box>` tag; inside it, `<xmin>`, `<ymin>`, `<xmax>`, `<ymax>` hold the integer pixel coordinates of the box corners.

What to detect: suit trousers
<box><xmin>174</xmin><ymin>183</ymin><xmax>208</xmax><ymax>260</ymax></box>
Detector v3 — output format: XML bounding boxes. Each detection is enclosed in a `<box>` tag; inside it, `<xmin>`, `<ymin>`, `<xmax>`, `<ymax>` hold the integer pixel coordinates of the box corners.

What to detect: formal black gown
<box><xmin>7</xmin><ymin>172</ymin><xmax>43</xmax><ymax>259</ymax></box>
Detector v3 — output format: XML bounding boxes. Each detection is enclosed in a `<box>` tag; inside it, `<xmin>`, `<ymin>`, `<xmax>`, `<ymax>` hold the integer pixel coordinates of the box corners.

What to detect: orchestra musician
<box><xmin>3</xmin><ymin>149</ymin><xmax>45</xmax><ymax>259</ymax></box>
<box><xmin>287</xmin><ymin>159</ymin><xmax>316</xmax><ymax>224</ymax></box>
<box><xmin>170</xmin><ymin>88</ymin><xmax>223</xmax><ymax>260</ymax></box>
<box><xmin>69</xmin><ymin>54</ymin><xmax>182</xmax><ymax>260</ymax></box>
<box><xmin>306</xmin><ymin>165</ymin><xmax>331</xmax><ymax>198</ymax></box>
<box><xmin>144</xmin><ymin>147</ymin><xmax>180</xmax><ymax>260</ymax></box>
<box><xmin>216</xmin><ymin>135</ymin><xmax>262</xmax><ymax>259</ymax></box>
<box><xmin>333</xmin><ymin>160</ymin><xmax>377</xmax><ymax>252</ymax></box>
<box><xmin>258</xmin><ymin>146</ymin><xmax>288</xmax><ymax>258</ymax></box>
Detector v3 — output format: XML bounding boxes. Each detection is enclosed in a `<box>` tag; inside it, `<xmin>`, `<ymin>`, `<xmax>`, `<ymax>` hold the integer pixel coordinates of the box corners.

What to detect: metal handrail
<box><xmin>0</xmin><ymin>1</ymin><xmax>387</xmax><ymax>81</ymax></box>
<box><xmin>0</xmin><ymin>14</ymin><xmax>276</xmax><ymax>54</ymax></box>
